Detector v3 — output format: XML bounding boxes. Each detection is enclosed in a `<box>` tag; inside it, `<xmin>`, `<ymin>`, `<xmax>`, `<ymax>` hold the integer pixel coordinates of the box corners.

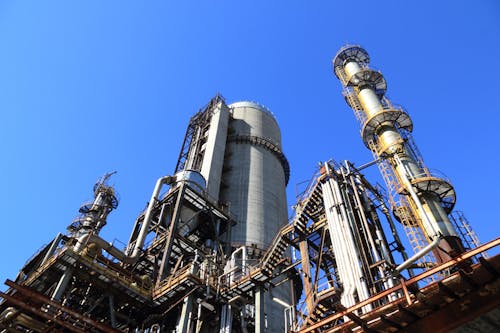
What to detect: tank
<box><xmin>174</xmin><ymin>169</ymin><xmax>207</xmax><ymax>193</ymax></box>
<box><xmin>221</xmin><ymin>101</ymin><xmax>288</xmax><ymax>249</ymax></box>
<box><xmin>220</xmin><ymin>101</ymin><xmax>290</xmax><ymax>332</ymax></box>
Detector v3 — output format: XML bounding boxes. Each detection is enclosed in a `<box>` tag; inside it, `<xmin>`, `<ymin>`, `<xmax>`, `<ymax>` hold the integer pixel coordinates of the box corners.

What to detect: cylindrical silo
<box><xmin>220</xmin><ymin>101</ymin><xmax>290</xmax><ymax>332</ymax></box>
<box><xmin>221</xmin><ymin>101</ymin><xmax>289</xmax><ymax>249</ymax></box>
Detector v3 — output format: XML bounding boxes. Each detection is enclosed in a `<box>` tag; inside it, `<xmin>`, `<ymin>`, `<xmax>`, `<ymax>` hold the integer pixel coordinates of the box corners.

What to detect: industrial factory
<box><xmin>0</xmin><ymin>45</ymin><xmax>498</xmax><ymax>332</ymax></box>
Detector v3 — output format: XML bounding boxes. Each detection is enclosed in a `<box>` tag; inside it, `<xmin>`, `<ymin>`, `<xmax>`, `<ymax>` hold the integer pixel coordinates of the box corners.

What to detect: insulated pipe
<box><xmin>131</xmin><ymin>175</ymin><xmax>173</xmax><ymax>258</ymax></box>
<box><xmin>74</xmin><ymin>233</ymin><xmax>136</xmax><ymax>264</ymax></box>
<box><xmin>51</xmin><ymin>267</ymin><xmax>74</xmax><ymax>301</ymax></box>
<box><xmin>393</xmin><ymin>236</ymin><xmax>441</xmax><ymax>275</ymax></box>
<box><xmin>323</xmin><ymin>174</ymin><xmax>369</xmax><ymax>309</ymax></box>
<box><xmin>331</xmin><ymin>178</ymin><xmax>371</xmax><ymax>304</ymax></box>
<box><xmin>323</xmin><ymin>179</ymin><xmax>354</xmax><ymax>306</ymax></box>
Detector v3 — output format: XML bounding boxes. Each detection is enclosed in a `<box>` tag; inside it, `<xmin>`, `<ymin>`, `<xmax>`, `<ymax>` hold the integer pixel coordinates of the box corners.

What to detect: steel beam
<box><xmin>4</xmin><ymin>280</ymin><xmax>121</xmax><ymax>333</ymax></box>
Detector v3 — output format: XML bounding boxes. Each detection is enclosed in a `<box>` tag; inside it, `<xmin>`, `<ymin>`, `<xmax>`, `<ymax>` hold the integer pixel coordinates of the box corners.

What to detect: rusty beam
<box><xmin>298</xmin><ymin>238</ymin><xmax>499</xmax><ymax>333</ymax></box>
<box><xmin>312</xmin><ymin>227</ymin><xmax>327</xmax><ymax>293</ymax></box>
<box><xmin>5</xmin><ymin>280</ymin><xmax>121</xmax><ymax>333</ymax></box>
<box><xmin>380</xmin><ymin>314</ymin><xmax>403</xmax><ymax>330</ymax></box>
<box><xmin>299</xmin><ymin>240</ymin><xmax>315</xmax><ymax>316</ymax></box>
<box><xmin>400</xmin><ymin>278</ymin><xmax>412</xmax><ymax>305</ymax></box>
<box><xmin>0</xmin><ymin>322</ymin><xmax>25</xmax><ymax>333</ymax></box>
<box><xmin>437</xmin><ymin>281</ymin><xmax>459</xmax><ymax>300</ymax></box>
<box><xmin>402</xmin><ymin>279</ymin><xmax>500</xmax><ymax>333</ymax></box>
<box><xmin>0</xmin><ymin>291</ymin><xmax>86</xmax><ymax>333</ymax></box>
<box><xmin>459</xmin><ymin>269</ymin><xmax>479</xmax><ymax>289</ymax></box>
<box><xmin>397</xmin><ymin>303</ymin><xmax>420</xmax><ymax>321</ymax></box>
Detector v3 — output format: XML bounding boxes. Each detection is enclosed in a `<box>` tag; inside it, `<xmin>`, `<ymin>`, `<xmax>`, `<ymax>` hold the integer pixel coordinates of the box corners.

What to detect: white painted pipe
<box><xmin>394</xmin><ymin>236</ymin><xmax>441</xmax><ymax>275</ymax></box>
<box><xmin>323</xmin><ymin>178</ymin><xmax>357</xmax><ymax>307</ymax></box>
<box><xmin>131</xmin><ymin>175</ymin><xmax>173</xmax><ymax>258</ymax></box>
<box><xmin>331</xmin><ymin>178</ymin><xmax>370</xmax><ymax>304</ymax></box>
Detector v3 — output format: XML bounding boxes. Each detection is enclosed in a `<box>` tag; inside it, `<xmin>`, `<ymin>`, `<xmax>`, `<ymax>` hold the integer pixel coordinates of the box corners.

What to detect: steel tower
<box><xmin>332</xmin><ymin>45</ymin><xmax>465</xmax><ymax>266</ymax></box>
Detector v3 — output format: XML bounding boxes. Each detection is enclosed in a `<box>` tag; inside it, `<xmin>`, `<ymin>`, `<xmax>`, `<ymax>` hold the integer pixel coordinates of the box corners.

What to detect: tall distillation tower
<box><xmin>332</xmin><ymin>45</ymin><xmax>465</xmax><ymax>267</ymax></box>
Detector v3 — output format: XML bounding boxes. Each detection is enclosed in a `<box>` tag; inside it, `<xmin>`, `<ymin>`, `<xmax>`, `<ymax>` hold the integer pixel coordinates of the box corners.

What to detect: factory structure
<box><xmin>0</xmin><ymin>46</ymin><xmax>498</xmax><ymax>332</ymax></box>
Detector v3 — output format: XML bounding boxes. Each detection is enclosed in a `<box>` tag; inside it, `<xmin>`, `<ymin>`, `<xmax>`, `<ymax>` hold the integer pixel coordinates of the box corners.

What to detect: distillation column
<box><xmin>332</xmin><ymin>46</ymin><xmax>464</xmax><ymax>263</ymax></box>
<box><xmin>53</xmin><ymin>173</ymin><xmax>119</xmax><ymax>301</ymax></box>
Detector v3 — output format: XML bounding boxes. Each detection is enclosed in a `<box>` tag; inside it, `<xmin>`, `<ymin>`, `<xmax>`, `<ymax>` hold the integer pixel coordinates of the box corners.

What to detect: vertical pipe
<box><xmin>177</xmin><ymin>294</ymin><xmax>194</xmax><ymax>333</ymax></box>
<box><xmin>109</xmin><ymin>295</ymin><xmax>116</xmax><ymax>328</ymax></box>
<box><xmin>132</xmin><ymin>176</ymin><xmax>172</xmax><ymax>259</ymax></box>
<box><xmin>51</xmin><ymin>267</ymin><xmax>73</xmax><ymax>302</ymax></box>
<box><xmin>254</xmin><ymin>286</ymin><xmax>266</xmax><ymax>333</ymax></box>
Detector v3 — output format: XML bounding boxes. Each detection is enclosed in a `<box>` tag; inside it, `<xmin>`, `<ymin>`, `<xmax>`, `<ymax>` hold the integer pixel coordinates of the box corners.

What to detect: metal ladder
<box><xmin>368</xmin><ymin>140</ymin><xmax>438</xmax><ymax>280</ymax></box>
<box><xmin>449</xmin><ymin>211</ymin><xmax>487</xmax><ymax>258</ymax></box>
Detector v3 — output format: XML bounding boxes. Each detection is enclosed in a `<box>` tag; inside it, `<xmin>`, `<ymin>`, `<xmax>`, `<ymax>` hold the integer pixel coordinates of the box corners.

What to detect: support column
<box><xmin>299</xmin><ymin>240</ymin><xmax>315</xmax><ymax>315</ymax></box>
<box><xmin>158</xmin><ymin>185</ymin><xmax>186</xmax><ymax>281</ymax></box>
<box><xmin>255</xmin><ymin>286</ymin><xmax>266</xmax><ymax>333</ymax></box>
<box><xmin>51</xmin><ymin>267</ymin><xmax>73</xmax><ymax>302</ymax></box>
<box><xmin>177</xmin><ymin>294</ymin><xmax>194</xmax><ymax>333</ymax></box>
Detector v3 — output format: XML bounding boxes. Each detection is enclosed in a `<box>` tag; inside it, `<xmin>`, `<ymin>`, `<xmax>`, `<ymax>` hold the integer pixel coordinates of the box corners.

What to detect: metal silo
<box><xmin>220</xmin><ymin>101</ymin><xmax>291</xmax><ymax>333</ymax></box>
<box><xmin>221</xmin><ymin>101</ymin><xmax>289</xmax><ymax>249</ymax></box>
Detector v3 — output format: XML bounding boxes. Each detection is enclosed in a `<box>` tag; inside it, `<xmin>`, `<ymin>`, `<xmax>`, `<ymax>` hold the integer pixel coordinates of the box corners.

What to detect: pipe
<box><xmin>109</xmin><ymin>294</ymin><xmax>117</xmax><ymax>328</ymax></box>
<box><xmin>51</xmin><ymin>267</ymin><xmax>74</xmax><ymax>301</ymax></box>
<box><xmin>72</xmin><ymin>175</ymin><xmax>175</xmax><ymax>265</ymax></box>
<box><xmin>131</xmin><ymin>175</ymin><xmax>173</xmax><ymax>258</ymax></box>
<box><xmin>393</xmin><ymin>236</ymin><xmax>441</xmax><ymax>275</ymax></box>
<box><xmin>40</xmin><ymin>233</ymin><xmax>63</xmax><ymax>267</ymax></box>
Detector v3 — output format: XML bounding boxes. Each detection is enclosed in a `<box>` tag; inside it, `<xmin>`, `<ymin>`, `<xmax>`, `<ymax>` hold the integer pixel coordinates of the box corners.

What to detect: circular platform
<box><xmin>410</xmin><ymin>176</ymin><xmax>456</xmax><ymax>214</ymax></box>
<box><xmin>348</xmin><ymin>69</ymin><xmax>387</xmax><ymax>96</ymax></box>
<box><xmin>361</xmin><ymin>108</ymin><xmax>413</xmax><ymax>148</ymax></box>
<box><xmin>333</xmin><ymin>45</ymin><xmax>370</xmax><ymax>79</ymax></box>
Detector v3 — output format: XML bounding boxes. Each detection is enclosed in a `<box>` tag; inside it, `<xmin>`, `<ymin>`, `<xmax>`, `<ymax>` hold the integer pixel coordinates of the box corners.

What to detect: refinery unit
<box><xmin>0</xmin><ymin>45</ymin><xmax>498</xmax><ymax>333</ymax></box>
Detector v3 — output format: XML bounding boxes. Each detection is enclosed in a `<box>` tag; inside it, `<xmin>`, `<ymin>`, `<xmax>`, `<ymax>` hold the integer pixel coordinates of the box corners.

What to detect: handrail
<box><xmin>299</xmin><ymin>237</ymin><xmax>499</xmax><ymax>332</ymax></box>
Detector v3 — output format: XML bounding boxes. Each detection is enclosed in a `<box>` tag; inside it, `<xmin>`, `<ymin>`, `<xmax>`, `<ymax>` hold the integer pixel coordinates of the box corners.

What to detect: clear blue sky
<box><xmin>1</xmin><ymin>1</ymin><xmax>499</xmax><ymax>285</ymax></box>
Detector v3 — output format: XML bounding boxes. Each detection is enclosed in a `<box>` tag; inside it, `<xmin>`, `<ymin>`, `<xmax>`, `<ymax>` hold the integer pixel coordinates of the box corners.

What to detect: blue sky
<box><xmin>1</xmin><ymin>1</ymin><xmax>499</xmax><ymax>284</ymax></box>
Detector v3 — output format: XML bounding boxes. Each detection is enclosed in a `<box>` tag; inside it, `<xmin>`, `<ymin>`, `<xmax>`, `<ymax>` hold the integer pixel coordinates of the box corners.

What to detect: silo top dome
<box><xmin>228</xmin><ymin>101</ymin><xmax>278</xmax><ymax>124</ymax></box>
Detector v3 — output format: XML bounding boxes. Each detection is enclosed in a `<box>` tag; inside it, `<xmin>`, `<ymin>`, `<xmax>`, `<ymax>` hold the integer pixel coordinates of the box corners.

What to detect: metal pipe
<box><xmin>393</xmin><ymin>154</ymin><xmax>439</xmax><ymax>238</ymax></box>
<box><xmin>254</xmin><ymin>286</ymin><xmax>266</xmax><ymax>333</ymax></box>
<box><xmin>393</xmin><ymin>236</ymin><xmax>441</xmax><ymax>275</ymax></box>
<box><xmin>73</xmin><ymin>175</ymin><xmax>175</xmax><ymax>265</ymax></box>
<box><xmin>109</xmin><ymin>294</ymin><xmax>117</xmax><ymax>328</ymax></box>
<box><xmin>40</xmin><ymin>233</ymin><xmax>63</xmax><ymax>267</ymax></box>
<box><xmin>74</xmin><ymin>233</ymin><xmax>137</xmax><ymax>264</ymax></box>
<box><xmin>131</xmin><ymin>175</ymin><xmax>173</xmax><ymax>258</ymax></box>
<box><xmin>51</xmin><ymin>267</ymin><xmax>73</xmax><ymax>301</ymax></box>
<box><xmin>330</xmin><ymin>177</ymin><xmax>371</xmax><ymax>305</ymax></box>
<box><xmin>345</xmin><ymin>162</ymin><xmax>382</xmax><ymax>263</ymax></box>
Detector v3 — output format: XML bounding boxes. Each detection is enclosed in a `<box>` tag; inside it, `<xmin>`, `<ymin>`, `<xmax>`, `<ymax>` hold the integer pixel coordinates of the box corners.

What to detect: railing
<box><xmin>297</xmin><ymin>238</ymin><xmax>499</xmax><ymax>332</ymax></box>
